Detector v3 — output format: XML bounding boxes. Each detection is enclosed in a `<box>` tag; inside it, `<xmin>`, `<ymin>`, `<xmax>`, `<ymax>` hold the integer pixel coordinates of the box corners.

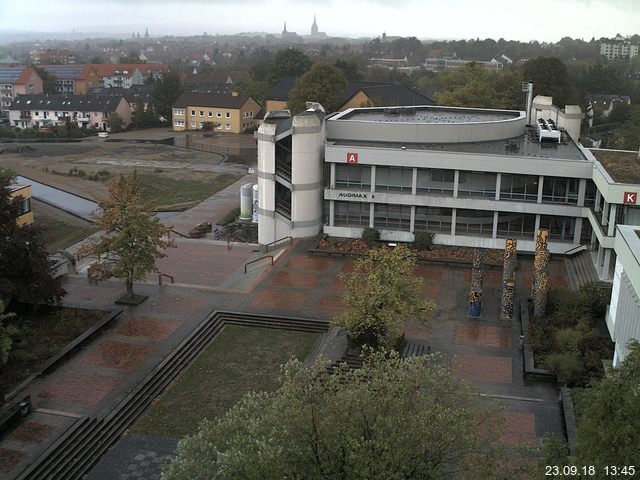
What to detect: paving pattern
<box><xmin>0</xmin><ymin>231</ymin><xmax>570</xmax><ymax>478</ymax></box>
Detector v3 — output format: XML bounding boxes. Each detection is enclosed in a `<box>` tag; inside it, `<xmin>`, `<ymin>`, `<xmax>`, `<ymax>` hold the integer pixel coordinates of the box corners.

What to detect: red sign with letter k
<box><xmin>624</xmin><ymin>192</ymin><xmax>637</xmax><ymax>205</ymax></box>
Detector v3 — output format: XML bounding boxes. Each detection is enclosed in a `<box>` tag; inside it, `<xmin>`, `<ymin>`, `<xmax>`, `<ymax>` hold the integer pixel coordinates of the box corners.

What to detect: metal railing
<box><xmin>244</xmin><ymin>255</ymin><xmax>273</xmax><ymax>273</ymax></box>
<box><xmin>168</xmin><ymin>229</ymin><xmax>189</xmax><ymax>239</ymax></box>
<box><xmin>158</xmin><ymin>273</ymin><xmax>175</xmax><ymax>285</ymax></box>
<box><xmin>563</xmin><ymin>244</ymin><xmax>588</xmax><ymax>256</ymax></box>
<box><xmin>265</xmin><ymin>236</ymin><xmax>293</xmax><ymax>253</ymax></box>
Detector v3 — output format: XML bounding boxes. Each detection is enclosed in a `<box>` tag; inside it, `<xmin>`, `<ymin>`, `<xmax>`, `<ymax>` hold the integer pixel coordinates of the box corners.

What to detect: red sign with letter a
<box><xmin>346</xmin><ymin>152</ymin><xmax>358</xmax><ymax>164</ymax></box>
<box><xmin>624</xmin><ymin>192</ymin><xmax>637</xmax><ymax>205</ymax></box>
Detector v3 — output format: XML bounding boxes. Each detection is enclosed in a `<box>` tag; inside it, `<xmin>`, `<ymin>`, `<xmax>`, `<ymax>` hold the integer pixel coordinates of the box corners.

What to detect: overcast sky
<box><xmin>1</xmin><ymin>0</ymin><xmax>638</xmax><ymax>42</ymax></box>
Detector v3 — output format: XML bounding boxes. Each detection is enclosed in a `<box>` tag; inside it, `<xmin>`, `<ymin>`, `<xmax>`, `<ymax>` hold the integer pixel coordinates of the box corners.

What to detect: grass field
<box><xmin>132</xmin><ymin>325</ymin><xmax>319</xmax><ymax>438</ymax></box>
<box><xmin>136</xmin><ymin>173</ymin><xmax>241</xmax><ymax>211</ymax></box>
<box><xmin>32</xmin><ymin>199</ymin><xmax>95</xmax><ymax>252</ymax></box>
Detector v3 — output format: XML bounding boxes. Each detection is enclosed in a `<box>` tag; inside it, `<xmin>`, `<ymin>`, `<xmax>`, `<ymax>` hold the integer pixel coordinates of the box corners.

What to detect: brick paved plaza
<box><xmin>0</xmin><ymin>233</ymin><xmax>568</xmax><ymax>479</ymax></box>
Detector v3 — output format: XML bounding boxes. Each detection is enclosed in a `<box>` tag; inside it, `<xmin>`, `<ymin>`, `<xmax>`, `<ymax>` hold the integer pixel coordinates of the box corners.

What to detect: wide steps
<box><xmin>566</xmin><ymin>251</ymin><xmax>610</xmax><ymax>291</ymax></box>
<box><xmin>15</xmin><ymin>312</ymin><xmax>329</xmax><ymax>480</ymax></box>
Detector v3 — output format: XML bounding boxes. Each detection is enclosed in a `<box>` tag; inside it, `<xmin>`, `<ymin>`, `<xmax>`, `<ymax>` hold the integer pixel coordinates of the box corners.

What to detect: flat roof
<box><xmin>330</xmin><ymin>127</ymin><xmax>588</xmax><ymax>161</ymax></box>
<box><xmin>590</xmin><ymin>149</ymin><xmax>640</xmax><ymax>184</ymax></box>
<box><xmin>335</xmin><ymin>105</ymin><xmax>521</xmax><ymax>124</ymax></box>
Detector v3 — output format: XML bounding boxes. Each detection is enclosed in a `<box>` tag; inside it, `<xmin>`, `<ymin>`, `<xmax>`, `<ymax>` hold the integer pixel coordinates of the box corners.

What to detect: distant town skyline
<box><xmin>1</xmin><ymin>0</ymin><xmax>638</xmax><ymax>43</ymax></box>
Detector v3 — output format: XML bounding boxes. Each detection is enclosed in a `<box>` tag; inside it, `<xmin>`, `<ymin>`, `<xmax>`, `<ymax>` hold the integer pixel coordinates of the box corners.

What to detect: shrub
<box><xmin>361</xmin><ymin>227</ymin><xmax>379</xmax><ymax>247</ymax></box>
<box><xmin>412</xmin><ymin>232</ymin><xmax>435</xmax><ymax>251</ymax></box>
<box><xmin>221</xmin><ymin>207</ymin><xmax>240</xmax><ymax>225</ymax></box>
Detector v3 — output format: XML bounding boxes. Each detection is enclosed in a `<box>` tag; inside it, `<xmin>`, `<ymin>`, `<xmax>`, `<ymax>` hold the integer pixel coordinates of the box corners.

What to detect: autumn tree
<box><xmin>332</xmin><ymin>244</ymin><xmax>434</xmax><ymax>350</ymax></box>
<box><xmin>0</xmin><ymin>171</ymin><xmax>64</xmax><ymax>306</ymax></box>
<box><xmin>288</xmin><ymin>60</ymin><xmax>347</xmax><ymax>114</ymax></box>
<box><xmin>80</xmin><ymin>174</ymin><xmax>174</xmax><ymax>301</ymax></box>
<box><xmin>164</xmin><ymin>351</ymin><xmax>524</xmax><ymax>480</ymax></box>
<box><xmin>107</xmin><ymin>112</ymin><xmax>125</xmax><ymax>132</ymax></box>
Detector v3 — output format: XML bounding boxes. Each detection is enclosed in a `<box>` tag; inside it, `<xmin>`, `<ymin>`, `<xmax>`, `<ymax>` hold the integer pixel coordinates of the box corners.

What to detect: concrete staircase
<box><xmin>565</xmin><ymin>251</ymin><xmax>610</xmax><ymax>290</ymax></box>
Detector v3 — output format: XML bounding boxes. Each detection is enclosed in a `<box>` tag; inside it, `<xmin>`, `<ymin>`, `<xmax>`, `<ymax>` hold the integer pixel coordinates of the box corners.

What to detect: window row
<box><xmin>333</xmin><ymin>201</ymin><xmax>576</xmax><ymax>241</ymax></box>
<box><xmin>190</xmin><ymin>109</ymin><xmax>231</xmax><ymax>118</ymax></box>
<box><xmin>333</xmin><ymin>164</ymin><xmax>581</xmax><ymax>205</ymax></box>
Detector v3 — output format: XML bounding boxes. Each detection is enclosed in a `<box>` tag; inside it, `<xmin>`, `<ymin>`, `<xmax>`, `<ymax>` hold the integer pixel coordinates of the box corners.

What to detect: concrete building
<box><xmin>172</xmin><ymin>92</ymin><xmax>260</xmax><ymax>133</ymax></box>
<box><xmin>607</xmin><ymin>225</ymin><xmax>640</xmax><ymax>366</ymax></box>
<box><xmin>0</xmin><ymin>66</ymin><xmax>43</xmax><ymax>113</ymax></box>
<box><xmin>8</xmin><ymin>94</ymin><xmax>131</xmax><ymax>131</ymax></box>
<box><xmin>424</xmin><ymin>57</ymin><xmax>503</xmax><ymax>73</ymax></box>
<box><xmin>257</xmin><ymin>100</ymin><xmax>640</xmax><ymax>285</ymax></box>
<box><xmin>600</xmin><ymin>35</ymin><xmax>639</xmax><ymax>61</ymax></box>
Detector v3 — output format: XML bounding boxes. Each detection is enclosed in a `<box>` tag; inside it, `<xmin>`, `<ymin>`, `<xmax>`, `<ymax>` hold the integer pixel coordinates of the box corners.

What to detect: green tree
<box><xmin>33</xmin><ymin>66</ymin><xmax>58</xmax><ymax>94</ymax></box>
<box><xmin>150</xmin><ymin>71</ymin><xmax>184</xmax><ymax>122</ymax></box>
<box><xmin>288</xmin><ymin>60</ymin><xmax>347</xmax><ymax>114</ymax></box>
<box><xmin>0</xmin><ymin>300</ymin><xmax>17</xmax><ymax>365</ymax></box>
<box><xmin>107</xmin><ymin>113</ymin><xmax>125</xmax><ymax>133</ymax></box>
<box><xmin>236</xmin><ymin>80</ymin><xmax>270</xmax><ymax>106</ymax></box>
<box><xmin>274</xmin><ymin>47</ymin><xmax>312</xmax><ymax>78</ymax></box>
<box><xmin>332</xmin><ymin>245</ymin><xmax>434</xmax><ymax>350</ymax></box>
<box><xmin>164</xmin><ymin>351</ymin><xmax>521</xmax><ymax>480</ymax></box>
<box><xmin>334</xmin><ymin>59</ymin><xmax>361</xmax><ymax>81</ymax></box>
<box><xmin>609</xmin><ymin>106</ymin><xmax>640</xmax><ymax>150</ymax></box>
<box><xmin>575</xmin><ymin>341</ymin><xmax>640</xmax><ymax>469</ymax></box>
<box><xmin>131</xmin><ymin>98</ymin><xmax>147</xmax><ymax>129</ymax></box>
<box><xmin>79</xmin><ymin>174</ymin><xmax>174</xmax><ymax>299</ymax></box>
<box><xmin>0</xmin><ymin>171</ymin><xmax>65</xmax><ymax>306</ymax></box>
<box><xmin>522</xmin><ymin>56</ymin><xmax>577</xmax><ymax>108</ymax></box>
<box><xmin>437</xmin><ymin>64</ymin><xmax>522</xmax><ymax>109</ymax></box>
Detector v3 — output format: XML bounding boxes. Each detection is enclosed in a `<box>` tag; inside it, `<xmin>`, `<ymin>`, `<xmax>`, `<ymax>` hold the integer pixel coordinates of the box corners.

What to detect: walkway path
<box><xmin>0</xmin><ymin>236</ymin><xmax>570</xmax><ymax>479</ymax></box>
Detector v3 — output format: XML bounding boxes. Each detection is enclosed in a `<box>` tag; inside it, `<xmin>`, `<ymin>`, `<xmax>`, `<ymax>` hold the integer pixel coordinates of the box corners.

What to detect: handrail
<box><xmin>244</xmin><ymin>255</ymin><xmax>274</xmax><ymax>273</ymax></box>
<box><xmin>158</xmin><ymin>273</ymin><xmax>175</xmax><ymax>285</ymax></box>
<box><xmin>168</xmin><ymin>229</ymin><xmax>189</xmax><ymax>239</ymax></box>
<box><xmin>265</xmin><ymin>236</ymin><xmax>293</xmax><ymax>253</ymax></box>
<box><xmin>563</xmin><ymin>244</ymin><xmax>588</xmax><ymax>256</ymax></box>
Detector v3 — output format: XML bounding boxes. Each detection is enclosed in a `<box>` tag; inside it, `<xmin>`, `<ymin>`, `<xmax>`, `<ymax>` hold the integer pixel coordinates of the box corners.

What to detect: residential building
<box><xmin>88</xmin><ymin>85</ymin><xmax>151</xmax><ymax>112</ymax></box>
<box><xmin>0</xmin><ymin>66</ymin><xmax>43</xmax><ymax>112</ymax></box>
<box><xmin>587</xmin><ymin>94</ymin><xmax>631</xmax><ymax>118</ymax></box>
<box><xmin>265</xmin><ymin>77</ymin><xmax>434</xmax><ymax>113</ymax></box>
<box><xmin>37</xmin><ymin>65</ymin><xmax>100</xmax><ymax>94</ymax></box>
<box><xmin>8</xmin><ymin>94</ymin><xmax>132</xmax><ymax>131</ymax></box>
<box><xmin>90</xmin><ymin>63</ymin><xmax>168</xmax><ymax>88</ymax></box>
<box><xmin>30</xmin><ymin>48</ymin><xmax>74</xmax><ymax>65</ymax></box>
<box><xmin>600</xmin><ymin>35</ymin><xmax>639</xmax><ymax>61</ymax></box>
<box><xmin>172</xmin><ymin>92</ymin><xmax>261</xmax><ymax>133</ymax></box>
<box><xmin>10</xmin><ymin>184</ymin><xmax>33</xmax><ymax>227</ymax></box>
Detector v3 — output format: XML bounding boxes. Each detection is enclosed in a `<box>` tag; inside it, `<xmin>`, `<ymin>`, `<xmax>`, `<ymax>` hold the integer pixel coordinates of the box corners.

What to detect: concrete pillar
<box><xmin>608</xmin><ymin>204</ymin><xmax>618</xmax><ymax>237</ymax></box>
<box><xmin>596</xmin><ymin>244</ymin><xmax>604</xmax><ymax>268</ymax></box>
<box><xmin>329</xmin><ymin>200</ymin><xmax>334</xmax><ymax>227</ymax></box>
<box><xmin>534</xmin><ymin>214</ymin><xmax>541</xmax><ymax>242</ymax></box>
<box><xmin>369</xmin><ymin>203</ymin><xmax>374</xmax><ymax>228</ymax></box>
<box><xmin>602</xmin><ymin>248</ymin><xmax>612</xmax><ymax>280</ymax></box>
<box><xmin>495</xmin><ymin>173</ymin><xmax>501</xmax><ymax>201</ymax></box>
<box><xmin>577</xmin><ymin>179</ymin><xmax>586</xmax><ymax>207</ymax></box>
<box><xmin>492</xmin><ymin>211</ymin><xmax>498</xmax><ymax>238</ymax></box>
<box><xmin>602</xmin><ymin>200</ymin><xmax>610</xmax><ymax>227</ymax></box>
<box><xmin>451</xmin><ymin>208</ymin><xmax>457</xmax><ymax>236</ymax></box>
<box><xmin>410</xmin><ymin>205</ymin><xmax>416</xmax><ymax>232</ymax></box>
<box><xmin>330</xmin><ymin>162</ymin><xmax>335</xmax><ymax>188</ymax></box>
<box><xmin>453</xmin><ymin>170</ymin><xmax>460</xmax><ymax>198</ymax></box>
<box><xmin>595</xmin><ymin>190</ymin><xmax>602</xmax><ymax>212</ymax></box>
<box><xmin>537</xmin><ymin>175</ymin><xmax>544</xmax><ymax>203</ymax></box>
<box><xmin>411</xmin><ymin>168</ymin><xmax>417</xmax><ymax>195</ymax></box>
<box><xmin>370</xmin><ymin>165</ymin><xmax>376</xmax><ymax>193</ymax></box>
<box><xmin>574</xmin><ymin>217</ymin><xmax>583</xmax><ymax>244</ymax></box>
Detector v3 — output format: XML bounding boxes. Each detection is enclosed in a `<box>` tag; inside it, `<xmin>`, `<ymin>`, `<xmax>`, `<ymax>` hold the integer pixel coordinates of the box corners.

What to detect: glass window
<box><xmin>416</xmin><ymin>168</ymin><xmax>454</xmax><ymax>195</ymax></box>
<box><xmin>496</xmin><ymin>212</ymin><xmax>536</xmax><ymax>239</ymax></box>
<box><xmin>191</xmin><ymin>110</ymin><xmax>196</xmax><ymax>116</ymax></box>
<box><xmin>542</xmin><ymin>177</ymin><xmax>579</xmax><ymax>205</ymax></box>
<box><xmin>457</xmin><ymin>171</ymin><xmax>497</xmax><ymax>198</ymax></box>
<box><xmin>208</xmin><ymin>111</ymin><xmax>213</xmax><ymax>117</ymax></box>
<box><xmin>455</xmin><ymin>209</ymin><xmax>494</xmax><ymax>237</ymax></box>
<box><xmin>375</xmin><ymin>166</ymin><xmax>413</xmax><ymax>193</ymax></box>
<box><xmin>374</xmin><ymin>204</ymin><xmax>411</xmax><ymax>231</ymax></box>
<box><xmin>500</xmin><ymin>174</ymin><xmax>539</xmax><ymax>202</ymax></box>
<box><xmin>335</xmin><ymin>164</ymin><xmax>371</xmax><ymax>190</ymax></box>
<box><xmin>414</xmin><ymin>207</ymin><xmax>452</xmax><ymax>233</ymax></box>
<box><xmin>334</xmin><ymin>201</ymin><xmax>370</xmax><ymax>227</ymax></box>
<box><xmin>225</xmin><ymin>112</ymin><xmax>231</xmax><ymax>118</ymax></box>
<box><xmin>584</xmin><ymin>180</ymin><xmax>597</xmax><ymax>207</ymax></box>
<box><xmin>199</xmin><ymin>110</ymin><xmax>204</xmax><ymax>116</ymax></box>
<box><xmin>539</xmin><ymin>215</ymin><xmax>575</xmax><ymax>242</ymax></box>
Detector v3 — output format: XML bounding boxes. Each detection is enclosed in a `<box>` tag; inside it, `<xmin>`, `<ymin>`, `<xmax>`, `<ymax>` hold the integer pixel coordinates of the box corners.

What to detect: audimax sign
<box><xmin>338</xmin><ymin>192</ymin><xmax>369</xmax><ymax>199</ymax></box>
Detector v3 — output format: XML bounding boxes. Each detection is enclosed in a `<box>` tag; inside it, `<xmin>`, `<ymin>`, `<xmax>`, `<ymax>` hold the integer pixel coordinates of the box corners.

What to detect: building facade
<box><xmin>172</xmin><ymin>92</ymin><xmax>260</xmax><ymax>133</ymax></box>
<box><xmin>8</xmin><ymin>94</ymin><xmax>132</xmax><ymax>131</ymax></box>
<box><xmin>600</xmin><ymin>35</ymin><xmax>639</xmax><ymax>61</ymax></box>
<box><xmin>10</xmin><ymin>184</ymin><xmax>33</xmax><ymax>227</ymax></box>
<box><xmin>37</xmin><ymin>65</ymin><xmax>100</xmax><ymax>95</ymax></box>
<box><xmin>607</xmin><ymin>225</ymin><xmax>640</xmax><ymax>366</ymax></box>
<box><xmin>0</xmin><ymin>67</ymin><xmax>43</xmax><ymax>112</ymax></box>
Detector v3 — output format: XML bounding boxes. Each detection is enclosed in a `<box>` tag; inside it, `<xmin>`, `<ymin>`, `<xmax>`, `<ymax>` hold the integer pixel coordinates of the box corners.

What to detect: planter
<box><xmin>519</xmin><ymin>299</ymin><xmax>557</xmax><ymax>384</ymax></box>
<box><xmin>115</xmin><ymin>294</ymin><xmax>149</xmax><ymax>305</ymax></box>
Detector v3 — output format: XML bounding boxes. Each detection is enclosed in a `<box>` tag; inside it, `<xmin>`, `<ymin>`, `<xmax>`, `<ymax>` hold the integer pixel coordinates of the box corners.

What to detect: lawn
<box><xmin>132</xmin><ymin>325</ymin><xmax>319</xmax><ymax>438</ymax></box>
<box><xmin>32</xmin><ymin>199</ymin><xmax>96</xmax><ymax>252</ymax></box>
<box><xmin>136</xmin><ymin>173</ymin><xmax>241</xmax><ymax>211</ymax></box>
<box><xmin>0</xmin><ymin>306</ymin><xmax>106</xmax><ymax>396</ymax></box>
